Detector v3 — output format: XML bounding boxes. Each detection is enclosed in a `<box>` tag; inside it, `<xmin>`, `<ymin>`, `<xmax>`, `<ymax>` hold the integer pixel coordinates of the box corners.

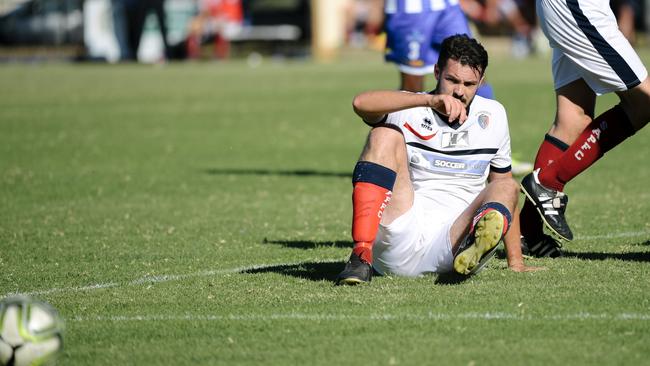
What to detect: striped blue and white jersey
<box><xmin>384</xmin><ymin>94</ymin><xmax>511</xmax><ymax>215</ymax></box>
<box><xmin>384</xmin><ymin>0</ymin><xmax>460</xmax><ymax>14</ymax></box>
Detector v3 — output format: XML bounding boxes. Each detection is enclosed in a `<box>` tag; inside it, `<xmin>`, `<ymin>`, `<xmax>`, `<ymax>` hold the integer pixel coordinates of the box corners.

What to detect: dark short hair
<box><xmin>437</xmin><ymin>34</ymin><xmax>488</xmax><ymax>75</ymax></box>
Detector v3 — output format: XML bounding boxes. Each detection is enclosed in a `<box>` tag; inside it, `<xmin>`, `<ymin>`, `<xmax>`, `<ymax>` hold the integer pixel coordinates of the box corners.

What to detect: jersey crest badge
<box><xmin>477</xmin><ymin>112</ymin><xmax>491</xmax><ymax>129</ymax></box>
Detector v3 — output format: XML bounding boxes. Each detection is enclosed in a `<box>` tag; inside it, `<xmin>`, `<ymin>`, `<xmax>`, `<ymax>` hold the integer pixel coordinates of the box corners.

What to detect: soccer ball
<box><xmin>0</xmin><ymin>296</ymin><xmax>64</xmax><ymax>366</ymax></box>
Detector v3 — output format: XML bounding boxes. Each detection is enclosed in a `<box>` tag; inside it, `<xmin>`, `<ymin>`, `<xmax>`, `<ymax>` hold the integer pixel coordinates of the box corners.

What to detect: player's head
<box><xmin>434</xmin><ymin>34</ymin><xmax>488</xmax><ymax>107</ymax></box>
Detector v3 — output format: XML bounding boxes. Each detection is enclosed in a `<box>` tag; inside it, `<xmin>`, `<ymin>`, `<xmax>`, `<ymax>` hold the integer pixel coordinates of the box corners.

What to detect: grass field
<box><xmin>1</xmin><ymin>44</ymin><xmax>650</xmax><ymax>365</ymax></box>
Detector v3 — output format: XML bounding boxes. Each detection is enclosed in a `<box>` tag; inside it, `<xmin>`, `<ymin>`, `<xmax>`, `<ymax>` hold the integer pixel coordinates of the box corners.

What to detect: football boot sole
<box><xmin>454</xmin><ymin>211</ymin><xmax>504</xmax><ymax>275</ymax></box>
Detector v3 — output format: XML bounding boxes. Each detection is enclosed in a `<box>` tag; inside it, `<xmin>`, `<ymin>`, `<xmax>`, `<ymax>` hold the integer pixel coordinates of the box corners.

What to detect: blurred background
<box><xmin>0</xmin><ymin>0</ymin><xmax>647</xmax><ymax>64</ymax></box>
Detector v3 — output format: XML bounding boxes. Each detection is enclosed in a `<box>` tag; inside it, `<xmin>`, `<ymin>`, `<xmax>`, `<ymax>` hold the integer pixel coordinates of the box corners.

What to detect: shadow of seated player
<box><xmin>204</xmin><ymin>168</ymin><xmax>351</xmax><ymax>179</ymax></box>
<box><xmin>242</xmin><ymin>261</ymin><xmax>344</xmax><ymax>282</ymax></box>
<box><xmin>434</xmin><ymin>272</ymin><xmax>474</xmax><ymax>285</ymax></box>
<box><xmin>262</xmin><ymin>239</ymin><xmax>353</xmax><ymax>250</ymax></box>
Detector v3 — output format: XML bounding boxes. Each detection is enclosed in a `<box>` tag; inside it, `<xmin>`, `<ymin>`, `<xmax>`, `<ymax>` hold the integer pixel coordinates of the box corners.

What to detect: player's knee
<box><xmin>492</xmin><ymin>177</ymin><xmax>520</xmax><ymax>201</ymax></box>
<box><xmin>635</xmin><ymin>82</ymin><xmax>650</xmax><ymax>123</ymax></box>
<box><xmin>361</xmin><ymin>126</ymin><xmax>406</xmax><ymax>162</ymax></box>
<box><xmin>622</xmin><ymin>77</ymin><xmax>650</xmax><ymax>126</ymax></box>
<box><xmin>367</xmin><ymin>126</ymin><xmax>404</xmax><ymax>150</ymax></box>
<box><xmin>502</xmin><ymin>177</ymin><xmax>520</xmax><ymax>197</ymax></box>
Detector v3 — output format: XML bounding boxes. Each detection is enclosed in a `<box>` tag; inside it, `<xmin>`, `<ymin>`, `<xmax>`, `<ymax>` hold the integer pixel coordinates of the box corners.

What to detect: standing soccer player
<box><xmin>384</xmin><ymin>0</ymin><xmax>494</xmax><ymax>98</ymax></box>
<box><xmin>518</xmin><ymin>0</ymin><xmax>650</xmax><ymax>256</ymax></box>
<box><xmin>383</xmin><ymin>0</ymin><xmax>536</xmax><ymax>176</ymax></box>
<box><xmin>336</xmin><ymin>35</ymin><xmax>541</xmax><ymax>285</ymax></box>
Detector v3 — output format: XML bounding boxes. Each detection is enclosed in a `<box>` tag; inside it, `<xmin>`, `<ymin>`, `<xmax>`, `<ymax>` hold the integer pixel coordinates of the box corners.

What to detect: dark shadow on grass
<box><xmin>242</xmin><ymin>261</ymin><xmax>343</xmax><ymax>282</ymax></box>
<box><xmin>434</xmin><ymin>272</ymin><xmax>472</xmax><ymax>285</ymax></box>
<box><xmin>562</xmin><ymin>249</ymin><xmax>650</xmax><ymax>262</ymax></box>
<box><xmin>205</xmin><ymin>168</ymin><xmax>351</xmax><ymax>179</ymax></box>
<box><xmin>263</xmin><ymin>238</ymin><xmax>353</xmax><ymax>249</ymax></box>
<box><xmin>243</xmin><ymin>259</ymin><xmax>476</xmax><ymax>285</ymax></box>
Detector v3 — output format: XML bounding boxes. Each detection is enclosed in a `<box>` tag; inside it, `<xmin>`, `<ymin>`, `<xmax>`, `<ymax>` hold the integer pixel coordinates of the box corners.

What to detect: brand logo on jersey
<box><xmin>404</xmin><ymin>121</ymin><xmax>438</xmax><ymax>140</ymax></box>
<box><xmin>478</xmin><ymin>113</ymin><xmax>490</xmax><ymax>129</ymax></box>
<box><xmin>433</xmin><ymin>160</ymin><xmax>466</xmax><ymax>169</ymax></box>
<box><xmin>441</xmin><ymin>131</ymin><xmax>469</xmax><ymax>147</ymax></box>
<box><xmin>422</xmin><ymin>117</ymin><xmax>433</xmax><ymax>131</ymax></box>
<box><xmin>409</xmin><ymin>151</ymin><xmax>490</xmax><ymax>178</ymax></box>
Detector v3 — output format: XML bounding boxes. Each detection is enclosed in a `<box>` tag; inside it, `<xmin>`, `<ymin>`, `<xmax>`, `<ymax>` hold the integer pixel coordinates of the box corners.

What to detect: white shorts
<box><xmin>537</xmin><ymin>0</ymin><xmax>647</xmax><ymax>94</ymax></box>
<box><xmin>372</xmin><ymin>198</ymin><xmax>460</xmax><ymax>277</ymax></box>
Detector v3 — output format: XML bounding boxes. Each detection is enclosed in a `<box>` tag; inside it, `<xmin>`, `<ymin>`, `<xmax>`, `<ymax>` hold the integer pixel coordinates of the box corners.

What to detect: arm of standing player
<box><xmin>352</xmin><ymin>90</ymin><xmax>467</xmax><ymax>125</ymax></box>
<box><xmin>488</xmin><ymin>171</ymin><xmax>546</xmax><ymax>272</ymax></box>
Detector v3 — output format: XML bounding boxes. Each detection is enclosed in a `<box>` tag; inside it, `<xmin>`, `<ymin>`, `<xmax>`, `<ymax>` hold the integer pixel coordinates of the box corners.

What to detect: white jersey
<box><xmin>372</xmin><ymin>95</ymin><xmax>511</xmax><ymax>276</ymax></box>
<box><xmin>384</xmin><ymin>94</ymin><xmax>511</xmax><ymax>218</ymax></box>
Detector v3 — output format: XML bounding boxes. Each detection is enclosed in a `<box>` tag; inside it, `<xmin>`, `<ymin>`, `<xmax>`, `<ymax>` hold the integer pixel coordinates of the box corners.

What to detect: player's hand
<box><xmin>428</xmin><ymin>94</ymin><xmax>467</xmax><ymax>124</ymax></box>
<box><xmin>508</xmin><ymin>262</ymin><xmax>547</xmax><ymax>273</ymax></box>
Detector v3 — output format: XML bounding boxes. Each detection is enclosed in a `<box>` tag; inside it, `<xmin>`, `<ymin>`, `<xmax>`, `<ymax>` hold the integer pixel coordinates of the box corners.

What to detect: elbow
<box><xmin>352</xmin><ymin>93</ymin><xmax>366</xmax><ymax>114</ymax></box>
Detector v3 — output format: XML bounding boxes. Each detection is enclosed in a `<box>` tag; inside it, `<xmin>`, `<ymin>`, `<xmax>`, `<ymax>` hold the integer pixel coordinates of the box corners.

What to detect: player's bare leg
<box><xmin>617</xmin><ymin>77</ymin><xmax>650</xmax><ymax>130</ymax></box>
<box><xmin>359</xmin><ymin>126</ymin><xmax>414</xmax><ymax>224</ymax></box>
<box><xmin>524</xmin><ymin>77</ymin><xmax>650</xmax><ymax>242</ymax></box>
<box><xmin>548</xmin><ymin>79</ymin><xmax>597</xmax><ymax>144</ymax></box>
<box><xmin>451</xmin><ymin>177</ymin><xmax>519</xmax><ymax>275</ymax></box>
<box><xmin>336</xmin><ymin>126</ymin><xmax>413</xmax><ymax>285</ymax></box>
<box><xmin>400</xmin><ymin>72</ymin><xmax>425</xmax><ymax>92</ymax></box>
<box><xmin>520</xmin><ymin>79</ymin><xmax>594</xmax><ymax>241</ymax></box>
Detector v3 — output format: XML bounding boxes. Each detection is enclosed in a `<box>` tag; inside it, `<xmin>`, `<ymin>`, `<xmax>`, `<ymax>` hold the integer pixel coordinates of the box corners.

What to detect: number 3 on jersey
<box><xmin>408</xmin><ymin>41</ymin><xmax>420</xmax><ymax>61</ymax></box>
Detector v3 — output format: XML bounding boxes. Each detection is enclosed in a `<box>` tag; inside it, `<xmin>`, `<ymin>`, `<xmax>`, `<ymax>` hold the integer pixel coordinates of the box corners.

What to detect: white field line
<box><xmin>72</xmin><ymin>312</ymin><xmax>650</xmax><ymax>322</ymax></box>
<box><xmin>4</xmin><ymin>259</ymin><xmax>341</xmax><ymax>298</ymax></box>
<box><xmin>4</xmin><ymin>229</ymin><xmax>649</xmax><ymax>298</ymax></box>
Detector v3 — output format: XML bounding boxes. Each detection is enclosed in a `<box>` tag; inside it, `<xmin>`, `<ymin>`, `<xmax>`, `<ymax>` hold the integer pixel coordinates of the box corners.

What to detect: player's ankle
<box><xmin>537</xmin><ymin>167</ymin><xmax>565</xmax><ymax>191</ymax></box>
<box><xmin>353</xmin><ymin>245</ymin><xmax>373</xmax><ymax>264</ymax></box>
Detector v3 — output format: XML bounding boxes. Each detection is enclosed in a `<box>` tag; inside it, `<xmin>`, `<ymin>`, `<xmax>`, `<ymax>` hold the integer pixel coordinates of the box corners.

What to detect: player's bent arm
<box><xmin>487</xmin><ymin>170</ymin><xmax>546</xmax><ymax>272</ymax></box>
<box><xmin>502</xmin><ymin>210</ymin><xmax>546</xmax><ymax>272</ymax></box>
<box><xmin>502</xmin><ymin>215</ymin><xmax>527</xmax><ymax>272</ymax></box>
<box><xmin>486</xmin><ymin>170</ymin><xmax>522</xmax><ymax>269</ymax></box>
<box><xmin>352</xmin><ymin>90</ymin><xmax>467</xmax><ymax>125</ymax></box>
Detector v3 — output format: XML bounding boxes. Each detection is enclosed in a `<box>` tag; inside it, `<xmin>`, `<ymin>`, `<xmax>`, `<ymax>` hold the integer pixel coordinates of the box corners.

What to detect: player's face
<box><xmin>434</xmin><ymin>59</ymin><xmax>484</xmax><ymax>107</ymax></box>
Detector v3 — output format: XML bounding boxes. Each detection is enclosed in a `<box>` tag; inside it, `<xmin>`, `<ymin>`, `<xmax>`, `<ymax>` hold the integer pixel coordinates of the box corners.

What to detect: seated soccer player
<box><xmin>337</xmin><ymin>34</ymin><xmax>541</xmax><ymax>285</ymax></box>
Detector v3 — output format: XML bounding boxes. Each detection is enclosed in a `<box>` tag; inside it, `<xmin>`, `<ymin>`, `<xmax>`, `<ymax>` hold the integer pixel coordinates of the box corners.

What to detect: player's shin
<box><xmin>351</xmin><ymin>161</ymin><xmax>397</xmax><ymax>264</ymax></box>
<box><xmin>538</xmin><ymin>105</ymin><xmax>635</xmax><ymax>190</ymax></box>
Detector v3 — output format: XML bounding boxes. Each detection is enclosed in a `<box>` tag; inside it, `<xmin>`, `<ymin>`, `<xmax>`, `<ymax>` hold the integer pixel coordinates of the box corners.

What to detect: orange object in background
<box><xmin>203</xmin><ymin>0</ymin><xmax>243</xmax><ymax>23</ymax></box>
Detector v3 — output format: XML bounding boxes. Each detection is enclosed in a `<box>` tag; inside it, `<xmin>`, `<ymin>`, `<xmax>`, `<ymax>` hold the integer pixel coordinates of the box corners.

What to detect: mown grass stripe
<box><xmin>575</xmin><ymin>231</ymin><xmax>650</xmax><ymax>241</ymax></box>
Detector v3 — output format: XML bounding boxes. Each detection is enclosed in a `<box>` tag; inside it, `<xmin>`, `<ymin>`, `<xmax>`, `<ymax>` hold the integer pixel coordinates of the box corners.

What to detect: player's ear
<box><xmin>434</xmin><ymin>64</ymin><xmax>440</xmax><ymax>80</ymax></box>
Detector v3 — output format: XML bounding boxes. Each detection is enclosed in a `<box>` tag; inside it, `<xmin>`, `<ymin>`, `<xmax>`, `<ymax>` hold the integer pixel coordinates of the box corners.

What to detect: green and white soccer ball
<box><xmin>0</xmin><ymin>296</ymin><xmax>64</xmax><ymax>366</ymax></box>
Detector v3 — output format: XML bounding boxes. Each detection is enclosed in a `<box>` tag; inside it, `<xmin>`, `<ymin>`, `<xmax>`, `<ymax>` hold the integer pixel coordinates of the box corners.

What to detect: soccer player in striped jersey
<box><xmin>383</xmin><ymin>0</ymin><xmax>535</xmax><ymax>176</ymax></box>
<box><xmin>518</xmin><ymin>0</ymin><xmax>650</xmax><ymax>255</ymax></box>
<box><xmin>337</xmin><ymin>35</ymin><xmax>542</xmax><ymax>285</ymax></box>
<box><xmin>383</xmin><ymin>0</ymin><xmax>494</xmax><ymax>98</ymax></box>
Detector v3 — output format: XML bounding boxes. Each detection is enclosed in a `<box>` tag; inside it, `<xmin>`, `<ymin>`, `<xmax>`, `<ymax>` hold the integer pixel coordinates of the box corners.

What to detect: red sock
<box><xmin>533</xmin><ymin>134</ymin><xmax>569</xmax><ymax>168</ymax></box>
<box><xmin>352</xmin><ymin>182</ymin><xmax>392</xmax><ymax>264</ymax></box>
<box><xmin>187</xmin><ymin>35</ymin><xmax>201</xmax><ymax>59</ymax></box>
<box><xmin>520</xmin><ymin>135</ymin><xmax>568</xmax><ymax>240</ymax></box>
<box><xmin>538</xmin><ymin>105</ymin><xmax>635</xmax><ymax>191</ymax></box>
